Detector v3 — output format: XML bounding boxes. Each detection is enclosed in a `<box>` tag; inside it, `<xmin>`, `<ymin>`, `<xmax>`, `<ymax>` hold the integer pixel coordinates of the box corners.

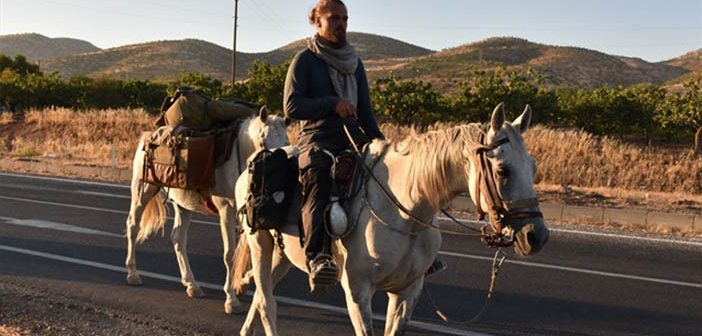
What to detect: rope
<box><xmin>424</xmin><ymin>248</ymin><xmax>507</xmax><ymax>324</ymax></box>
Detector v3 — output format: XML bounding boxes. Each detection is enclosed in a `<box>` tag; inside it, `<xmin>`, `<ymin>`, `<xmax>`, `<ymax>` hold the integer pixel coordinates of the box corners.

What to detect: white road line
<box><xmin>547</xmin><ymin>227</ymin><xmax>702</xmax><ymax>247</ymax></box>
<box><xmin>0</xmin><ymin>243</ymin><xmax>488</xmax><ymax>336</ymax></box>
<box><xmin>439</xmin><ymin>251</ymin><xmax>702</xmax><ymax>289</ymax></box>
<box><xmin>0</xmin><ymin>216</ymin><xmax>124</xmax><ymax>238</ymax></box>
<box><xmin>0</xmin><ymin>172</ymin><xmax>128</xmax><ymax>189</ymax></box>
<box><xmin>0</xmin><ymin>195</ymin><xmax>219</xmax><ymax>226</ymax></box>
<box><xmin>3</xmin><ymin>193</ymin><xmax>699</xmax><ymax>291</ymax></box>
<box><xmin>3</xmin><ymin>189</ymin><xmax>698</xmax><ymax>247</ymax></box>
<box><xmin>437</xmin><ymin>216</ymin><xmax>702</xmax><ymax>247</ymax></box>
<box><xmin>5</xmin><ymin>172</ymin><xmax>699</xmax><ymax>248</ymax></box>
<box><xmin>76</xmin><ymin>190</ymin><xmax>131</xmax><ymax>199</ymax></box>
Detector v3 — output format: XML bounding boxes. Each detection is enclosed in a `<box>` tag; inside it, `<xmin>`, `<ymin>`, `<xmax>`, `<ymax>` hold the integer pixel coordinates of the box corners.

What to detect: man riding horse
<box><xmin>283</xmin><ymin>0</ymin><xmax>443</xmax><ymax>293</ymax></box>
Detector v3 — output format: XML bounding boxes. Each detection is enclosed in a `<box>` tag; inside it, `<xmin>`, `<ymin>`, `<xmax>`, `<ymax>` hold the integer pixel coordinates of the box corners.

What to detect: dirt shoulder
<box><xmin>0</xmin><ymin>279</ymin><xmax>203</xmax><ymax>336</ymax></box>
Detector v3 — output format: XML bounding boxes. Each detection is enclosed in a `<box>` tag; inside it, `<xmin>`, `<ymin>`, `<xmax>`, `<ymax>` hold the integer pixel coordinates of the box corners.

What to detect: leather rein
<box><xmin>472</xmin><ymin>132</ymin><xmax>543</xmax><ymax>247</ymax></box>
<box><xmin>343</xmin><ymin>125</ymin><xmax>541</xmax><ymax>248</ymax></box>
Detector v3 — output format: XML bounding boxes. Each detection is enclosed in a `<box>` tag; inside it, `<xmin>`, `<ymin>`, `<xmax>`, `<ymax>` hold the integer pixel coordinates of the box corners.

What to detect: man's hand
<box><xmin>335</xmin><ymin>100</ymin><xmax>357</xmax><ymax>119</ymax></box>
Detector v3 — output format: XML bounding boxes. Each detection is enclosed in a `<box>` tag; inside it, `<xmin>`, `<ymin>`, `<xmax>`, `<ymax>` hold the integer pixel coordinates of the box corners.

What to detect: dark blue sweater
<box><xmin>283</xmin><ymin>48</ymin><xmax>384</xmax><ymax>151</ymax></box>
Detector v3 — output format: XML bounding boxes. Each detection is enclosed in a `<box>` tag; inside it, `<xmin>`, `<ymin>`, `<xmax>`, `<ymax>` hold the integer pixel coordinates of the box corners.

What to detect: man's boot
<box><xmin>308</xmin><ymin>253</ymin><xmax>339</xmax><ymax>295</ymax></box>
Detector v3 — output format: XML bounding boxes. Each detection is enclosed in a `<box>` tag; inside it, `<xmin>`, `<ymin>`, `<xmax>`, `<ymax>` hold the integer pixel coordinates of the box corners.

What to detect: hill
<box><xmin>3</xmin><ymin>33</ymin><xmax>698</xmax><ymax>89</ymax></box>
<box><xmin>38</xmin><ymin>32</ymin><xmax>433</xmax><ymax>81</ymax></box>
<box><xmin>40</xmin><ymin>39</ymin><xmax>260</xmax><ymax>81</ymax></box>
<box><xmin>366</xmin><ymin>37</ymin><xmax>690</xmax><ymax>90</ymax></box>
<box><xmin>0</xmin><ymin>33</ymin><xmax>99</xmax><ymax>61</ymax></box>
<box><xmin>662</xmin><ymin>49</ymin><xmax>702</xmax><ymax>85</ymax></box>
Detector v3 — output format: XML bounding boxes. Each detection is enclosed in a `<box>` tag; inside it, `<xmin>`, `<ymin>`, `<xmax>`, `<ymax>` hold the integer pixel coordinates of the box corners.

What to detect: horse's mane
<box><xmin>394</xmin><ymin>123</ymin><xmax>483</xmax><ymax>210</ymax></box>
<box><xmin>393</xmin><ymin>122</ymin><xmax>525</xmax><ymax>210</ymax></box>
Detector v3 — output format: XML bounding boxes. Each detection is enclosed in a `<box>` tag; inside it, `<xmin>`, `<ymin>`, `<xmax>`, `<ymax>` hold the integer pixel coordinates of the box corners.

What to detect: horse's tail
<box><xmin>136</xmin><ymin>191</ymin><xmax>167</xmax><ymax>243</ymax></box>
<box><xmin>232</xmin><ymin>230</ymin><xmax>251</xmax><ymax>295</ymax></box>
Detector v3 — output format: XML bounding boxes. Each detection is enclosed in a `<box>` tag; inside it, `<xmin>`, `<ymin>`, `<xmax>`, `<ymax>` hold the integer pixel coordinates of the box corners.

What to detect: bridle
<box><xmin>472</xmin><ymin>132</ymin><xmax>542</xmax><ymax>247</ymax></box>
<box><xmin>342</xmin><ymin>124</ymin><xmax>542</xmax><ymax>248</ymax></box>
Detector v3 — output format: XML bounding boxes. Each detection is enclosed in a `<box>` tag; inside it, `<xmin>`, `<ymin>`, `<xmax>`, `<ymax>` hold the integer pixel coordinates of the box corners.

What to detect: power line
<box><xmin>33</xmin><ymin>0</ymin><xmax>223</xmax><ymax>27</ymax></box>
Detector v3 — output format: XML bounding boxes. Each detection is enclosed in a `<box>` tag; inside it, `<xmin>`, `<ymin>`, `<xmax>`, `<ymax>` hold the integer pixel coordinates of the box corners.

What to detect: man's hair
<box><xmin>308</xmin><ymin>0</ymin><xmax>346</xmax><ymax>25</ymax></box>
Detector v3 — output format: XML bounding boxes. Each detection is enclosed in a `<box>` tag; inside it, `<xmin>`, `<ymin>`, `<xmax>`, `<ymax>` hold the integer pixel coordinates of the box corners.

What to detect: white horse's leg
<box><xmin>171</xmin><ymin>204</ymin><xmax>204</xmax><ymax>298</ymax></box>
<box><xmin>125</xmin><ymin>182</ymin><xmax>160</xmax><ymax>286</ymax></box>
<box><xmin>270</xmin><ymin>247</ymin><xmax>291</xmax><ymax>285</ymax></box>
<box><xmin>341</xmin><ymin>275</ymin><xmax>375</xmax><ymax>336</ymax></box>
<box><xmin>213</xmin><ymin>196</ymin><xmax>245</xmax><ymax>314</ymax></box>
<box><xmin>384</xmin><ymin>277</ymin><xmax>424</xmax><ymax>336</ymax></box>
<box><xmin>240</xmin><ymin>231</ymin><xmax>278</xmax><ymax>336</ymax></box>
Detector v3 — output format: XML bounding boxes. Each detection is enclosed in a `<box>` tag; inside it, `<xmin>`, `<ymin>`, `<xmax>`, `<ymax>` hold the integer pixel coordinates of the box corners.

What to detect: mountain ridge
<box><xmin>1</xmin><ymin>33</ymin><xmax>699</xmax><ymax>89</ymax></box>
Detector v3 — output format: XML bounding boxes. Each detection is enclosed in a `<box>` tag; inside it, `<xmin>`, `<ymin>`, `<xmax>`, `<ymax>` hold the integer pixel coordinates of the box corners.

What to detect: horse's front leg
<box><xmin>240</xmin><ymin>231</ymin><xmax>278</xmax><ymax>336</ymax></box>
<box><xmin>125</xmin><ymin>180</ymin><xmax>160</xmax><ymax>286</ymax></box>
<box><xmin>213</xmin><ymin>197</ymin><xmax>244</xmax><ymax>314</ymax></box>
<box><xmin>384</xmin><ymin>277</ymin><xmax>424</xmax><ymax>336</ymax></box>
<box><xmin>171</xmin><ymin>204</ymin><xmax>204</xmax><ymax>298</ymax></box>
<box><xmin>341</xmin><ymin>274</ymin><xmax>375</xmax><ymax>336</ymax></box>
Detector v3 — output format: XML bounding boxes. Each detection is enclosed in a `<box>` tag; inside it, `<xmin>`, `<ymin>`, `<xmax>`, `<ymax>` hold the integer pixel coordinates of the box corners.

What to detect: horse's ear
<box><xmin>512</xmin><ymin>104</ymin><xmax>532</xmax><ymax>134</ymax></box>
<box><xmin>258</xmin><ymin>105</ymin><xmax>269</xmax><ymax>123</ymax></box>
<box><xmin>490</xmin><ymin>102</ymin><xmax>505</xmax><ymax>132</ymax></box>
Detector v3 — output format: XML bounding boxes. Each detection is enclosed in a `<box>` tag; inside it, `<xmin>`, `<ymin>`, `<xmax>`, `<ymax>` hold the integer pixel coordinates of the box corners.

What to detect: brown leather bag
<box><xmin>142</xmin><ymin>126</ymin><xmax>215</xmax><ymax>190</ymax></box>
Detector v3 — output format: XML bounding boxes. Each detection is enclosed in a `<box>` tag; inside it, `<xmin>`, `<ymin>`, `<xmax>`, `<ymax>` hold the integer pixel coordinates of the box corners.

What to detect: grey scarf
<box><xmin>307</xmin><ymin>34</ymin><xmax>359</xmax><ymax>107</ymax></box>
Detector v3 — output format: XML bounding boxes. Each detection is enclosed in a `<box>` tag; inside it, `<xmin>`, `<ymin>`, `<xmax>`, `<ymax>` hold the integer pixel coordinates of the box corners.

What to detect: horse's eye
<box><xmin>496</xmin><ymin>166</ymin><xmax>509</xmax><ymax>178</ymax></box>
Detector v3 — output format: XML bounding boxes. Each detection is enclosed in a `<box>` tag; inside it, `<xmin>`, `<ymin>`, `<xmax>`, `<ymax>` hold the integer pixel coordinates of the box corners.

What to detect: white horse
<box><xmin>124</xmin><ymin>108</ymin><xmax>289</xmax><ymax>314</ymax></box>
<box><xmin>232</xmin><ymin>103</ymin><xmax>549</xmax><ymax>335</ymax></box>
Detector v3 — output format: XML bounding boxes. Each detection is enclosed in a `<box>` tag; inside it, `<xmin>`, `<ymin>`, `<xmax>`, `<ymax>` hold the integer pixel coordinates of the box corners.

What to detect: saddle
<box><xmin>241</xmin><ymin>146</ymin><xmax>368</xmax><ymax>241</ymax></box>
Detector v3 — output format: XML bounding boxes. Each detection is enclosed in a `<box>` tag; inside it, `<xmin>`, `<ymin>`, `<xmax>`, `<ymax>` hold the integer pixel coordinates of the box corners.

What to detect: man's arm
<box><xmin>355</xmin><ymin>60</ymin><xmax>385</xmax><ymax>140</ymax></box>
<box><xmin>283</xmin><ymin>51</ymin><xmax>340</xmax><ymax>121</ymax></box>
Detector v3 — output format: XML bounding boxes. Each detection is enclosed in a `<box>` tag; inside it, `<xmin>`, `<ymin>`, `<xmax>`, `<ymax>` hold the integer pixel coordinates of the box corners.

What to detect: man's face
<box><xmin>316</xmin><ymin>2</ymin><xmax>348</xmax><ymax>44</ymax></box>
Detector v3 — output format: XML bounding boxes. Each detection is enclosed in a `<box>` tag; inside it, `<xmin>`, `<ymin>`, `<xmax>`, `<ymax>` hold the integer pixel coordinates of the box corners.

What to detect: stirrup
<box><xmin>308</xmin><ymin>254</ymin><xmax>339</xmax><ymax>294</ymax></box>
<box><xmin>425</xmin><ymin>259</ymin><xmax>448</xmax><ymax>277</ymax></box>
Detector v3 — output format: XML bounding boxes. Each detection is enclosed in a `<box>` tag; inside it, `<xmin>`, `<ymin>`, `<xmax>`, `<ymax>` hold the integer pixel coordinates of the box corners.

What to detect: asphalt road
<box><xmin>1</xmin><ymin>172</ymin><xmax>701</xmax><ymax>335</ymax></box>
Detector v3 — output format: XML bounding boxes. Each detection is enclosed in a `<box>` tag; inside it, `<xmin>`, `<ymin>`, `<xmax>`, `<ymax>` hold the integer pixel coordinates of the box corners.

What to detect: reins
<box><xmin>342</xmin><ymin>124</ymin><xmax>540</xmax><ymax>244</ymax></box>
<box><xmin>425</xmin><ymin>248</ymin><xmax>507</xmax><ymax>324</ymax></box>
<box><xmin>343</xmin><ymin>125</ymin><xmax>485</xmax><ymax>237</ymax></box>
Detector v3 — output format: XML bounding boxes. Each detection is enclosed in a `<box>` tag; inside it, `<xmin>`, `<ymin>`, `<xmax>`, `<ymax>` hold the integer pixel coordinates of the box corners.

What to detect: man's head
<box><xmin>309</xmin><ymin>0</ymin><xmax>348</xmax><ymax>45</ymax></box>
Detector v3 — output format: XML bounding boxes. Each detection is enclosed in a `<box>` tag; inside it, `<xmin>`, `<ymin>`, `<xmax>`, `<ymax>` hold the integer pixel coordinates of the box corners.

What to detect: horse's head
<box><xmin>242</xmin><ymin>106</ymin><xmax>290</xmax><ymax>152</ymax></box>
<box><xmin>466</xmin><ymin>103</ymin><xmax>549</xmax><ymax>256</ymax></box>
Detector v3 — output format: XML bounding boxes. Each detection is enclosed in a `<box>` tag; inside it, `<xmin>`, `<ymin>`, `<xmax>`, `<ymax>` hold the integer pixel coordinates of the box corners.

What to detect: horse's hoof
<box><xmin>187</xmin><ymin>286</ymin><xmax>206</xmax><ymax>298</ymax></box>
<box><xmin>126</xmin><ymin>274</ymin><xmax>143</xmax><ymax>286</ymax></box>
<box><xmin>225</xmin><ymin>302</ymin><xmax>246</xmax><ymax>315</ymax></box>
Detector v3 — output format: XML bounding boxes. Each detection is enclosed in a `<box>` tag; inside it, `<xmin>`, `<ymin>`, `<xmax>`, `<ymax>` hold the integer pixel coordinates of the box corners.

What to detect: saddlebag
<box><xmin>244</xmin><ymin>147</ymin><xmax>299</xmax><ymax>232</ymax></box>
<box><xmin>142</xmin><ymin>126</ymin><xmax>215</xmax><ymax>190</ymax></box>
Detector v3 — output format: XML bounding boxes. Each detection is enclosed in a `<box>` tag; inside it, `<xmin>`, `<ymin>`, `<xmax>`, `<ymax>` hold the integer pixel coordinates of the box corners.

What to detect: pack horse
<box><xmin>125</xmin><ymin>108</ymin><xmax>289</xmax><ymax>314</ymax></box>
<box><xmin>233</xmin><ymin>103</ymin><xmax>550</xmax><ymax>335</ymax></box>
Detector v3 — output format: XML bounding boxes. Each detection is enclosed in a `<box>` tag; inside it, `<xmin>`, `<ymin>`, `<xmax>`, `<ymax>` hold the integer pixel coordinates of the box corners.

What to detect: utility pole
<box><xmin>231</xmin><ymin>0</ymin><xmax>239</xmax><ymax>83</ymax></box>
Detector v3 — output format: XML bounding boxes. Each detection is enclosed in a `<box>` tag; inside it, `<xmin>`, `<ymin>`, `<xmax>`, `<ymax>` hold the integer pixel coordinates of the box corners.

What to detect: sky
<box><xmin>0</xmin><ymin>0</ymin><xmax>700</xmax><ymax>62</ymax></box>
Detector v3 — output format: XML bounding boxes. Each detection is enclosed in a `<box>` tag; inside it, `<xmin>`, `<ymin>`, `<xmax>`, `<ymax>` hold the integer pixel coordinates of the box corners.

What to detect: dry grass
<box><xmin>0</xmin><ymin>326</ymin><xmax>23</xmax><ymax>336</ymax></box>
<box><xmin>3</xmin><ymin>108</ymin><xmax>702</xmax><ymax>198</ymax></box>
<box><xmin>3</xmin><ymin>107</ymin><xmax>154</xmax><ymax>168</ymax></box>
<box><xmin>524</xmin><ymin>126</ymin><xmax>702</xmax><ymax>194</ymax></box>
<box><xmin>0</xmin><ymin>112</ymin><xmax>13</xmax><ymax>126</ymax></box>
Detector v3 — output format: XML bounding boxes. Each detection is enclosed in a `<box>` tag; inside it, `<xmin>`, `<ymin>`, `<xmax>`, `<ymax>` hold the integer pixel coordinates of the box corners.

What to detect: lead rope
<box><xmin>424</xmin><ymin>248</ymin><xmax>507</xmax><ymax>324</ymax></box>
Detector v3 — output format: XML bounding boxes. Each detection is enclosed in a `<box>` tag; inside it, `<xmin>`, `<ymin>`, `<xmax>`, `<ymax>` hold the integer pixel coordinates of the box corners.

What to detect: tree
<box><xmin>167</xmin><ymin>72</ymin><xmax>223</xmax><ymax>98</ymax></box>
<box><xmin>658</xmin><ymin>77</ymin><xmax>702</xmax><ymax>153</ymax></box>
<box><xmin>371</xmin><ymin>76</ymin><xmax>447</xmax><ymax>125</ymax></box>
<box><xmin>454</xmin><ymin>68</ymin><xmax>542</xmax><ymax>122</ymax></box>
<box><xmin>0</xmin><ymin>54</ymin><xmax>40</xmax><ymax>75</ymax></box>
<box><xmin>225</xmin><ymin>60</ymin><xmax>289</xmax><ymax>113</ymax></box>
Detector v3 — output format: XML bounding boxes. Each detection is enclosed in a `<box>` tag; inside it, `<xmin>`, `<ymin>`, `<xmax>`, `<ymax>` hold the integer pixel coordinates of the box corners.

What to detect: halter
<box><xmin>472</xmin><ymin>132</ymin><xmax>543</xmax><ymax>247</ymax></box>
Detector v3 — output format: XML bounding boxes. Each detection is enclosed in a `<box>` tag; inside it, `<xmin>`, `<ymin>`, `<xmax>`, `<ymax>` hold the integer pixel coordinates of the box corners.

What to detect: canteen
<box><xmin>325</xmin><ymin>196</ymin><xmax>348</xmax><ymax>238</ymax></box>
